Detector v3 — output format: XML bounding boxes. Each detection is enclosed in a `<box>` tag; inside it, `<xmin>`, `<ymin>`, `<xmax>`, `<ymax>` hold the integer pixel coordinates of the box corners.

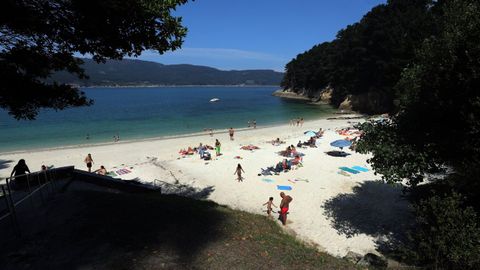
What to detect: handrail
<box><xmin>0</xmin><ymin>166</ymin><xmax>75</xmax><ymax>236</ymax></box>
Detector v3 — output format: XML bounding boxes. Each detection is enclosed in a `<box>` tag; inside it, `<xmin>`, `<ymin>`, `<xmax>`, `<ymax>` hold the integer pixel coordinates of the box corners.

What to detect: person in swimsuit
<box><xmin>263</xmin><ymin>197</ymin><xmax>277</xmax><ymax>217</ymax></box>
<box><xmin>234</xmin><ymin>163</ymin><xmax>245</xmax><ymax>182</ymax></box>
<box><xmin>215</xmin><ymin>139</ymin><xmax>221</xmax><ymax>156</ymax></box>
<box><xmin>229</xmin><ymin>127</ymin><xmax>234</xmax><ymax>141</ymax></box>
<box><xmin>95</xmin><ymin>165</ymin><xmax>107</xmax><ymax>175</ymax></box>
<box><xmin>279</xmin><ymin>192</ymin><xmax>293</xmax><ymax>225</ymax></box>
<box><xmin>84</xmin><ymin>153</ymin><xmax>94</xmax><ymax>172</ymax></box>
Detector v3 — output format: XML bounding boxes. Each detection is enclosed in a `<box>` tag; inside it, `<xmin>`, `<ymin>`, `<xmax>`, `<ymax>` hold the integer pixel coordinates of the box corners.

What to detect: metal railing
<box><xmin>0</xmin><ymin>166</ymin><xmax>73</xmax><ymax>236</ymax></box>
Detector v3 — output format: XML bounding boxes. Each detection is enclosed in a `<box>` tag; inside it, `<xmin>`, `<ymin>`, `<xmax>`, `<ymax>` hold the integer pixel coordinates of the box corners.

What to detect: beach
<box><xmin>0</xmin><ymin>116</ymin><xmax>409</xmax><ymax>257</ymax></box>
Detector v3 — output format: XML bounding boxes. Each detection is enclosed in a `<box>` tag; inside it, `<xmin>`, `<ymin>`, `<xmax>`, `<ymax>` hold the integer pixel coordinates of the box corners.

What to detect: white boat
<box><xmin>209</xmin><ymin>98</ymin><xmax>220</xmax><ymax>102</ymax></box>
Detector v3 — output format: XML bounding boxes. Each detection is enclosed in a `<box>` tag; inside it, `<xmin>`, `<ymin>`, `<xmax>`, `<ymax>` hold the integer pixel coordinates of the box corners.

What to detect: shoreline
<box><xmin>0</xmin><ymin>113</ymin><xmax>340</xmax><ymax>155</ymax></box>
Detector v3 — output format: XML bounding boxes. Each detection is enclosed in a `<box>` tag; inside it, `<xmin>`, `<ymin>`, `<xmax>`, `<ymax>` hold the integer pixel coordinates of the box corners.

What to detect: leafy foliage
<box><xmin>0</xmin><ymin>0</ymin><xmax>189</xmax><ymax>119</ymax></box>
<box><xmin>282</xmin><ymin>0</ymin><xmax>437</xmax><ymax>113</ymax></box>
<box><xmin>356</xmin><ymin>0</ymin><xmax>480</xmax><ymax>187</ymax></box>
<box><xmin>356</xmin><ymin>1</ymin><xmax>480</xmax><ymax>267</ymax></box>
<box><xmin>401</xmin><ymin>193</ymin><xmax>480</xmax><ymax>269</ymax></box>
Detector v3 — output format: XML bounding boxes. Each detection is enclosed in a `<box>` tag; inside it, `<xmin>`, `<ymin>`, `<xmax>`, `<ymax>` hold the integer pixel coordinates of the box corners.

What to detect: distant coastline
<box><xmin>80</xmin><ymin>84</ymin><xmax>280</xmax><ymax>88</ymax></box>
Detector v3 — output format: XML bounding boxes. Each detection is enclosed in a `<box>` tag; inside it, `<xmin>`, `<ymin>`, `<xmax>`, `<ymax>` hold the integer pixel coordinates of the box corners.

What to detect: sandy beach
<box><xmin>0</xmin><ymin>116</ymin><xmax>409</xmax><ymax>257</ymax></box>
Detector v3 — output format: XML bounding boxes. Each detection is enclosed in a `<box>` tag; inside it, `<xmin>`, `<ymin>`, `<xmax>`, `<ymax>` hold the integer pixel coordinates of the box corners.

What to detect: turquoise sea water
<box><xmin>0</xmin><ymin>86</ymin><xmax>335</xmax><ymax>153</ymax></box>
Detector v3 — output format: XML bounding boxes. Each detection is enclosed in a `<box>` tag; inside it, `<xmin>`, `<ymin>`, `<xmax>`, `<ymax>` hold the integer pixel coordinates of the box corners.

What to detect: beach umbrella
<box><xmin>330</xmin><ymin>139</ymin><xmax>352</xmax><ymax>149</ymax></box>
<box><xmin>304</xmin><ymin>131</ymin><xmax>317</xmax><ymax>137</ymax></box>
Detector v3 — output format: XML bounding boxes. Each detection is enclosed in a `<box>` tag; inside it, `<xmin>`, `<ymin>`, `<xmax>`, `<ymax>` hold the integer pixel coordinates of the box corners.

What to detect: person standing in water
<box><xmin>253</xmin><ymin>120</ymin><xmax>257</xmax><ymax>129</ymax></box>
<box><xmin>84</xmin><ymin>153</ymin><xmax>94</xmax><ymax>172</ymax></box>
<box><xmin>234</xmin><ymin>163</ymin><xmax>245</xmax><ymax>182</ymax></box>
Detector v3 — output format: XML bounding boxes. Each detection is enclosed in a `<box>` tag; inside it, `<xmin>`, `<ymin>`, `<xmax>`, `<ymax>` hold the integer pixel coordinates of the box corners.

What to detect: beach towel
<box><xmin>295</xmin><ymin>178</ymin><xmax>309</xmax><ymax>183</ymax></box>
<box><xmin>288</xmin><ymin>179</ymin><xmax>296</xmax><ymax>184</ymax></box>
<box><xmin>339</xmin><ymin>167</ymin><xmax>360</xmax><ymax>174</ymax></box>
<box><xmin>262</xmin><ymin>178</ymin><xmax>274</xmax><ymax>183</ymax></box>
<box><xmin>352</xmin><ymin>166</ymin><xmax>369</xmax><ymax>172</ymax></box>
<box><xmin>116</xmin><ymin>168</ymin><xmax>132</xmax><ymax>175</ymax></box>
<box><xmin>338</xmin><ymin>171</ymin><xmax>351</xmax><ymax>177</ymax></box>
<box><xmin>277</xmin><ymin>185</ymin><xmax>292</xmax><ymax>191</ymax></box>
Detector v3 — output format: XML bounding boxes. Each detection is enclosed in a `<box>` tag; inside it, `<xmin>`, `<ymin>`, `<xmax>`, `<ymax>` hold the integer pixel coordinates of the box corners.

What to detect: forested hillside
<box><xmin>281</xmin><ymin>0</ymin><xmax>440</xmax><ymax>114</ymax></box>
<box><xmin>53</xmin><ymin>58</ymin><xmax>283</xmax><ymax>86</ymax></box>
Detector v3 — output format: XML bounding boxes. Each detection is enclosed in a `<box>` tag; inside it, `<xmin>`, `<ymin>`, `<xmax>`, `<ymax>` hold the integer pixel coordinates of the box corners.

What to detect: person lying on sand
<box><xmin>269</xmin><ymin>138</ymin><xmax>285</xmax><ymax>146</ymax></box>
<box><xmin>263</xmin><ymin>197</ymin><xmax>277</xmax><ymax>217</ymax></box>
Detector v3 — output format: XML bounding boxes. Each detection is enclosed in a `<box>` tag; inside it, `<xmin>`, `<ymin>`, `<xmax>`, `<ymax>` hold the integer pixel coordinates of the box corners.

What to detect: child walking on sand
<box><xmin>263</xmin><ymin>197</ymin><xmax>277</xmax><ymax>217</ymax></box>
<box><xmin>234</xmin><ymin>163</ymin><xmax>245</xmax><ymax>182</ymax></box>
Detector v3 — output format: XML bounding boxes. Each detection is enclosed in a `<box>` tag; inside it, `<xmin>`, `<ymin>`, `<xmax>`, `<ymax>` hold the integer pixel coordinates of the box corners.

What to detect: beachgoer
<box><xmin>229</xmin><ymin>128</ymin><xmax>234</xmax><ymax>141</ymax></box>
<box><xmin>86</xmin><ymin>134</ymin><xmax>90</xmax><ymax>140</ymax></box>
<box><xmin>285</xmin><ymin>146</ymin><xmax>292</xmax><ymax>157</ymax></box>
<box><xmin>300</xmin><ymin>118</ymin><xmax>304</xmax><ymax>127</ymax></box>
<box><xmin>234</xmin><ymin>163</ymin><xmax>245</xmax><ymax>182</ymax></box>
<box><xmin>253</xmin><ymin>120</ymin><xmax>256</xmax><ymax>129</ymax></box>
<box><xmin>198</xmin><ymin>143</ymin><xmax>205</xmax><ymax>158</ymax></box>
<box><xmin>41</xmin><ymin>165</ymin><xmax>47</xmax><ymax>171</ymax></box>
<box><xmin>247</xmin><ymin>121</ymin><xmax>251</xmax><ymax>128</ymax></box>
<box><xmin>209</xmin><ymin>128</ymin><xmax>214</xmax><ymax>137</ymax></box>
<box><xmin>215</xmin><ymin>139</ymin><xmax>221</xmax><ymax>156</ymax></box>
<box><xmin>263</xmin><ymin>197</ymin><xmax>277</xmax><ymax>217</ymax></box>
<box><xmin>297</xmin><ymin>140</ymin><xmax>303</xmax><ymax>147</ymax></box>
<box><xmin>84</xmin><ymin>154</ymin><xmax>94</xmax><ymax>172</ymax></box>
<box><xmin>95</xmin><ymin>165</ymin><xmax>107</xmax><ymax>176</ymax></box>
<box><xmin>10</xmin><ymin>159</ymin><xmax>31</xmax><ymax>189</ymax></box>
<box><xmin>279</xmin><ymin>192</ymin><xmax>293</xmax><ymax>225</ymax></box>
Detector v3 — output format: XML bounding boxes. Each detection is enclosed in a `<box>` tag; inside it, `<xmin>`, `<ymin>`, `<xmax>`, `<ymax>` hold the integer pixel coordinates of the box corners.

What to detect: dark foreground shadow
<box><xmin>323</xmin><ymin>180</ymin><xmax>414</xmax><ymax>251</ymax></box>
<box><xmin>0</xmin><ymin>186</ymin><xmax>226</xmax><ymax>270</ymax></box>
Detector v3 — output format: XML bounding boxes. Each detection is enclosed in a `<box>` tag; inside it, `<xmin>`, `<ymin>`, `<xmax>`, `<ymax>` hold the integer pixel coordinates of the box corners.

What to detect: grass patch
<box><xmin>0</xmin><ymin>188</ymin><xmax>355</xmax><ymax>270</ymax></box>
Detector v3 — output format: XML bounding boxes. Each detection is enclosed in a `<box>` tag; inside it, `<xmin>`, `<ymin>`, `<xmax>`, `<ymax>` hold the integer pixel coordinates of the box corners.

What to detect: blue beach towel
<box><xmin>352</xmin><ymin>166</ymin><xmax>369</xmax><ymax>172</ymax></box>
<box><xmin>262</xmin><ymin>178</ymin><xmax>274</xmax><ymax>183</ymax></box>
<box><xmin>339</xmin><ymin>167</ymin><xmax>360</xmax><ymax>174</ymax></box>
<box><xmin>277</xmin><ymin>185</ymin><xmax>292</xmax><ymax>191</ymax></box>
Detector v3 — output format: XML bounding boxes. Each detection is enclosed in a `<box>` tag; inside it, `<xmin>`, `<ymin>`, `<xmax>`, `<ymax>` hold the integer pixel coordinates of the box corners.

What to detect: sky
<box><xmin>135</xmin><ymin>0</ymin><xmax>387</xmax><ymax>71</ymax></box>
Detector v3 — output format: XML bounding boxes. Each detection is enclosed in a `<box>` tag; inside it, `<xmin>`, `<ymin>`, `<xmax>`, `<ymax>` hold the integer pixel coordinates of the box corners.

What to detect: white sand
<box><xmin>0</xmin><ymin>116</ymin><xmax>404</xmax><ymax>257</ymax></box>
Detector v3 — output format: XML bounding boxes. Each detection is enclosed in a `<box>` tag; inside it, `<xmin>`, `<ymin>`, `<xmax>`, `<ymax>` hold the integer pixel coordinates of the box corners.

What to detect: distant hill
<box><xmin>52</xmin><ymin>58</ymin><xmax>283</xmax><ymax>86</ymax></box>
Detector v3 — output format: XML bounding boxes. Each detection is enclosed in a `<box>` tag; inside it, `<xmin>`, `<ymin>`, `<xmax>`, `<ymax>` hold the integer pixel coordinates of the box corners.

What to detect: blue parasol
<box><xmin>304</xmin><ymin>131</ymin><xmax>317</xmax><ymax>137</ymax></box>
<box><xmin>330</xmin><ymin>139</ymin><xmax>352</xmax><ymax>149</ymax></box>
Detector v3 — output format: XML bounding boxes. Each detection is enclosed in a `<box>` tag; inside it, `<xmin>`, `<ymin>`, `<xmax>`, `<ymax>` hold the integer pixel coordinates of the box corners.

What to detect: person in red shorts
<box><xmin>279</xmin><ymin>192</ymin><xmax>293</xmax><ymax>225</ymax></box>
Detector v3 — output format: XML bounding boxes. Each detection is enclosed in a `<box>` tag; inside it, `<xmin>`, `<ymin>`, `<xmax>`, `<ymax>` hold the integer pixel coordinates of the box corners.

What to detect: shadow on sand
<box><xmin>0</xmin><ymin>183</ymin><xmax>225</xmax><ymax>270</ymax></box>
<box><xmin>126</xmin><ymin>178</ymin><xmax>215</xmax><ymax>200</ymax></box>
<box><xmin>323</xmin><ymin>180</ymin><xmax>415</xmax><ymax>252</ymax></box>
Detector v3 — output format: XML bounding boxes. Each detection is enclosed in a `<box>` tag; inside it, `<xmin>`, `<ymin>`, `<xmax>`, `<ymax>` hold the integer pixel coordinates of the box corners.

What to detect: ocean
<box><xmin>0</xmin><ymin>86</ymin><xmax>335</xmax><ymax>153</ymax></box>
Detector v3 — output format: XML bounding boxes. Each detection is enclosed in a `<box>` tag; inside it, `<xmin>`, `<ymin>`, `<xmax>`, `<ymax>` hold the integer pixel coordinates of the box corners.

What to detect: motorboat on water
<box><xmin>209</xmin><ymin>98</ymin><xmax>220</xmax><ymax>102</ymax></box>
